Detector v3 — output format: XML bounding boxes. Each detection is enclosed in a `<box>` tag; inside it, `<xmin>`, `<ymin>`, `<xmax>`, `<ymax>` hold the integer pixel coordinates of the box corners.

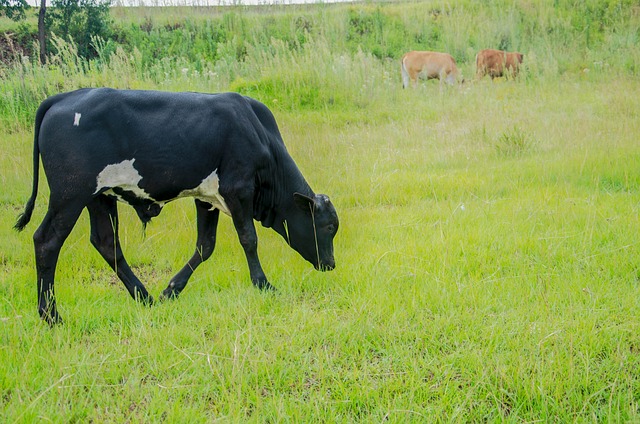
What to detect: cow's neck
<box><xmin>254</xmin><ymin>145</ymin><xmax>314</xmax><ymax>235</ymax></box>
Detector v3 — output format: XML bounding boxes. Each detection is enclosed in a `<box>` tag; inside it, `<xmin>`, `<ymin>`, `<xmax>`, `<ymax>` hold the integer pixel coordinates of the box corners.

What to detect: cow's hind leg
<box><xmin>161</xmin><ymin>200</ymin><xmax>220</xmax><ymax>300</ymax></box>
<box><xmin>33</xmin><ymin>203</ymin><xmax>85</xmax><ymax>325</ymax></box>
<box><xmin>87</xmin><ymin>195</ymin><xmax>153</xmax><ymax>305</ymax></box>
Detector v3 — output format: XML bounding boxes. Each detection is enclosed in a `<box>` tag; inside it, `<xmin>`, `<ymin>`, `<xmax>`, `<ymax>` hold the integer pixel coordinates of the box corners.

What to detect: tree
<box><xmin>0</xmin><ymin>1</ymin><xmax>49</xmax><ymax>65</ymax></box>
<box><xmin>47</xmin><ymin>0</ymin><xmax>112</xmax><ymax>59</ymax></box>
<box><xmin>38</xmin><ymin>1</ymin><xmax>46</xmax><ymax>64</ymax></box>
<box><xmin>1</xmin><ymin>0</ymin><xmax>111</xmax><ymax>64</ymax></box>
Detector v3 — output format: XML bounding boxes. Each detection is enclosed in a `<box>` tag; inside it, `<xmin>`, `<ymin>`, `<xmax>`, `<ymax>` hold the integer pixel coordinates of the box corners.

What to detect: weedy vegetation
<box><xmin>493</xmin><ymin>125</ymin><xmax>538</xmax><ymax>158</ymax></box>
<box><xmin>1</xmin><ymin>0</ymin><xmax>640</xmax><ymax>422</ymax></box>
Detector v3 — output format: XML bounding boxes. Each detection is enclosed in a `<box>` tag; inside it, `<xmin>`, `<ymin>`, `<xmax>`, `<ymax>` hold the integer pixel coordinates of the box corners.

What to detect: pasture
<box><xmin>2</xmin><ymin>1</ymin><xmax>640</xmax><ymax>422</ymax></box>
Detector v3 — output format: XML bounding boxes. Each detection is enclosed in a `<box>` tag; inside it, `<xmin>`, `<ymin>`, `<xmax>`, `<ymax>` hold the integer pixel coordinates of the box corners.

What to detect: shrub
<box><xmin>494</xmin><ymin>126</ymin><xmax>538</xmax><ymax>157</ymax></box>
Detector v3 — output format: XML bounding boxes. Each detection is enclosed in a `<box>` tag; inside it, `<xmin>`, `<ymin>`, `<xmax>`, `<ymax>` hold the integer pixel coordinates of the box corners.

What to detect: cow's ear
<box><xmin>293</xmin><ymin>192</ymin><xmax>315</xmax><ymax>214</ymax></box>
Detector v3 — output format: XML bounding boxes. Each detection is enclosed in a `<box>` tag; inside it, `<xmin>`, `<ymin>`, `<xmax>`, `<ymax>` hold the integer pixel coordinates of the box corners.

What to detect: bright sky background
<box><xmin>113</xmin><ymin>0</ymin><xmax>346</xmax><ymax>4</ymax></box>
<box><xmin>25</xmin><ymin>0</ymin><xmax>352</xmax><ymax>5</ymax></box>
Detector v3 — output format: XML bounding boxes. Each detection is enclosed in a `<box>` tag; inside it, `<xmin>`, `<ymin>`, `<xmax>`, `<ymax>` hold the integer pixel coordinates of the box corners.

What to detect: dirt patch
<box><xmin>0</xmin><ymin>31</ymin><xmax>36</xmax><ymax>64</ymax></box>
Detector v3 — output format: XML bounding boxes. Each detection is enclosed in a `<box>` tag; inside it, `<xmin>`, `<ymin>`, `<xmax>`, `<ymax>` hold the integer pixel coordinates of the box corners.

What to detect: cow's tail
<box><xmin>400</xmin><ymin>54</ymin><xmax>410</xmax><ymax>89</ymax></box>
<box><xmin>15</xmin><ymin>99</ymin><xmax>50</xmax><ymax>232</ymax></box>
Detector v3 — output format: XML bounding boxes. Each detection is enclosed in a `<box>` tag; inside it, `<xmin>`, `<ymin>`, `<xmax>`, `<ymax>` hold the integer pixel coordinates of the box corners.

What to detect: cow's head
<box><xmin>284</xmin><ymin>193</ymin><xmax>338</xmax><ymax>271</ymax></box>
<box><xmin>517</xmin><ymin>53</ymin><xmax>524</xmax><ymax>64</ymax></box>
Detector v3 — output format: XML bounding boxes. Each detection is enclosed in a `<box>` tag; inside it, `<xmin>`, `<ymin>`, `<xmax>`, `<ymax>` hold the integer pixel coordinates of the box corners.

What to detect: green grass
<box><xmin>2</xmin><ymin>76</ymin><xmax>640</xmax><ymax>422</ymax></box>
<box><xmin>2</xmin><ymin>1</ymin><xmax>640</xmax><ymax>422</ymax></box>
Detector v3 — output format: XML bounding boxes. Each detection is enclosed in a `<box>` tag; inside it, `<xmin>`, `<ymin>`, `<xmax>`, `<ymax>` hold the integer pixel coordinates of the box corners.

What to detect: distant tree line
<box><xmin>0</xmin><ymin>0</ymin><xmax>111</xmax><ymax>63</ymax></box>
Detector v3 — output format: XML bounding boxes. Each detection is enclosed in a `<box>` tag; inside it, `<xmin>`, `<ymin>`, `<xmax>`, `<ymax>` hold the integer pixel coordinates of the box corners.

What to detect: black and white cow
<box><xmin>15</xmin><ymin>88</ymin><xmax>339</xmax><ymax>325</ymax></box>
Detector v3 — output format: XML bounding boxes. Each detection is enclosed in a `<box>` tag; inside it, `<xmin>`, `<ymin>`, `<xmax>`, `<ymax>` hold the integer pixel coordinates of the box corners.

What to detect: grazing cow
<box><xmin>15</xmin><ymin>88</ymin><xmax>339</xmax><ymax>325</ymax></box>
<box><xmin>476</xmin><ymin>49</ymin><xmax>524</xmax><ymax>79</ymax></box>
<box><xmin>401</xmin><ymin>50</ymin><xmax>462</xmax><ymax>88</ymax></box>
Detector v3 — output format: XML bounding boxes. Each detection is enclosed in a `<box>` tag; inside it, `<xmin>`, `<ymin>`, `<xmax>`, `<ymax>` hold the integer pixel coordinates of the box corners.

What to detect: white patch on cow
<box><xmin>177</xmin><ymin>170</ymin><xmax>230</xmax><ymax>216</ymax></box>
<box><xmin>94</xmin><ymin>161</ymin><xmax>229</xmax><ymax>215</ymax></box>
<box><xmin>94</xmin><ymin>159</ymin><xmax>154</xmax><ymax>201</ymax></box>
<box><xmin>73</xmin><ymin>113</ymin><xmax>82</xmax><ymax>126</ymax></box>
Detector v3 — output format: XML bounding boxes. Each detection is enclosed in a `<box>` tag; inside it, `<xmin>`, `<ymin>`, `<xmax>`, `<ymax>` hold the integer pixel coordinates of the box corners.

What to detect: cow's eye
<box><xmin>326</xmin><ymin>224</ymin><xmax>336</xmax><ymax>233</ymax></box>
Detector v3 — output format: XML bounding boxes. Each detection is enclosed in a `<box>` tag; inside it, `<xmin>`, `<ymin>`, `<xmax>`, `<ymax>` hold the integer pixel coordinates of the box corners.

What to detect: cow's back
<box><xmin>402</xmin><ymin>51</ymin><xmax>459</xmax><ymax>86</ymax></box>
<box><xmin>36</xmin><ymin>89</ymin><xmax>271</xmax><ymax>202</ymax></box>
<box><xmin>404</xmin><ymin>51</ymin><xmax>456</xmax><ymax>76</ymax></box>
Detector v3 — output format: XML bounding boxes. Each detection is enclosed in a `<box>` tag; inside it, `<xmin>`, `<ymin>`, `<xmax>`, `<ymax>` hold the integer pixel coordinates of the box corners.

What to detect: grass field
<box><xmin>2</xmin><ymin>1</ymin><xmax>640</xmax><ymax>422</ymax></box>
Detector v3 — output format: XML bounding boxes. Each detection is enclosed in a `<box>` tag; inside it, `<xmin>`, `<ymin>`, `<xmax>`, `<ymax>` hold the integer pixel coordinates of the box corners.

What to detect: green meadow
<box><xmin>1</xmin><ymin>1</ymin><xmax>640</xmax><ymax>421</ymax></box>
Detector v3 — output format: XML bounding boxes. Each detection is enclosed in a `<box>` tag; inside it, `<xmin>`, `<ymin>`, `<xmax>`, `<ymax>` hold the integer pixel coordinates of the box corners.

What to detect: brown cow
<box><xmin>401</xmin><ymin>51</ymin><xmax>462</xmax><ymax>88</ymax></box>
<box><xmin>476</xmin><ymin>49</ymin><xmax>524</xmax><ymax>79</ymax></box>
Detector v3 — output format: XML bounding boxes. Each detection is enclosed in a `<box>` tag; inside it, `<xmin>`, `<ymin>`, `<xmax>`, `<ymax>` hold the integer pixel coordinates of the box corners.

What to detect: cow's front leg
<box><xmin>225</xmin><ymin>192</ymin><xmax>275</xmax><ymax>291</ymax></box>
<box><xmin>161</xmin><ymin>200</ymin><xmax>220</xmax><ymax>300</ymax></box>
<box><xmin>87</xmin><ymin>195</ymin><xmax>153</xmax><ymax>306</ymax></box>
<box><xmin>236</xmin><ymin>220</ymin><xmax>275</xmax><ymax>290</ymax></box>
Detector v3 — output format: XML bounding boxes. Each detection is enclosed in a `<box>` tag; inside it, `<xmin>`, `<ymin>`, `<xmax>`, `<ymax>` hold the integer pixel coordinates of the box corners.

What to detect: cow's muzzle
<box><xmin>316</xmin><ymin>259</ymin><xmax>335</xmax><ymax>272</ymax></box>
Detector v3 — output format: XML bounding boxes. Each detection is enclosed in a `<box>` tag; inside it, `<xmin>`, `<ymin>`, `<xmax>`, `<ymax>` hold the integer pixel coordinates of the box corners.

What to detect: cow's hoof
<box><xmin>158</xmin><ymin>290</ymin><xmax>178</xmax><ymax>302</ymax></box>
<box><xmin>40</xmin><ymin>311</ymin><xmax>63</xmax><ymax>327</ymax></box>
<box><xmin>255</xmin><ymin>280</ymin><xmax>276</xmax><ymax>291</ymax></box>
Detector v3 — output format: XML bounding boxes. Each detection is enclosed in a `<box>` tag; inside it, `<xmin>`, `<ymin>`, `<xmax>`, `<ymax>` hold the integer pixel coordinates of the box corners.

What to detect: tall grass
<box><xmin>1</xmin><ymin>0</ymin><xmax>639</xmax><ymax>127</ymax></box>
<box><xmin>4</xmin><ymin>74</ymin><xmax>640</xmax><ymax>423</ymax></box>
<box><xmin>2</xmin><ymin>1</ymin><xmax>640</xmax><ymax>422</ymax></box>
